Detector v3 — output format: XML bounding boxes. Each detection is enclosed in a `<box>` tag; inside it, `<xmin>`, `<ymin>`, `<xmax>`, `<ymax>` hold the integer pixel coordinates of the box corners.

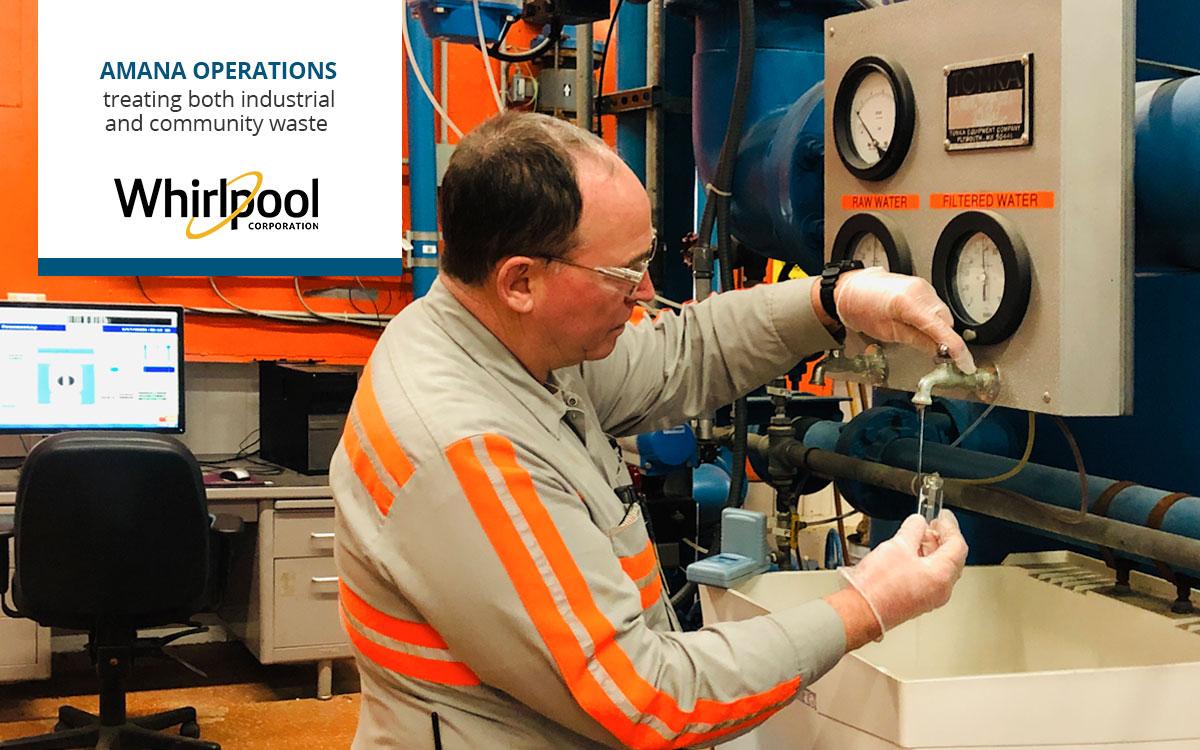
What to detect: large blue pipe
<box><xmin>406</xmin><ymin>14</ymin><xmax>440</xmax><ymax>298</ymax></box>
<box><xmin>690</xmin><ymin>2</ymin><xmax>856</xmax><ymax>271</ymax></box>
<box><xmin>1134</xmin><ymin>77</ymin><xmax>1200</xmax><ymax>269</ymax></box>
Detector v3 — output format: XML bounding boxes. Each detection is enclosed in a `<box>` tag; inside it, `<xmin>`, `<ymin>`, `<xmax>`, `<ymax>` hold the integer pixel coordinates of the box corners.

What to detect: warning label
<box><xmin>945</xmin><ymin>55</ymin><xmax>1032</xmax><ymax>151</ymax></box>
<box><xmin>840</xmin><ymin>194</ymin><xmax>920</xmax><ymax>211</ymax></box>
<box><xmin>930</xmin><ymin>191</ymin><xmax>1054</xmax><ymax>209</ymax></box>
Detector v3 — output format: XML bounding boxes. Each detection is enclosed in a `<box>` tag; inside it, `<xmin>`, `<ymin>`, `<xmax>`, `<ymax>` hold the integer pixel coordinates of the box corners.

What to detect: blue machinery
<box><xmin>404</xmin><ymin>0</ymin><xmax>1200</xmax><ymax>602</ymax></box>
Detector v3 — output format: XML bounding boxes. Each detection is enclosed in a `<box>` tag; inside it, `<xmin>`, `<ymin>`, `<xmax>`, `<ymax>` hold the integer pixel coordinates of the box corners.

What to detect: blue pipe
<box><xmin>1134</xmin><ymin>77</ymin><xmax>1200</xmax><ymax>269</ymax></box>
<box><xmin>615</xmin><ymin>2</ymin><xmax>648</xmax><ymax>181</ymax></box>
<box><xmin>406</xmin><ymin>14</ymin><xmax>440</xmax><ymax>299</ymax></box>
<box><xmin>690</xmin><ymin>0</ymin><xmax>857</xmax><ymax>271</ymax></box>
<box><xmin>804</xmin><ymin>410</ymin><xmax>1200</xmax><ymax>578</ymax></box>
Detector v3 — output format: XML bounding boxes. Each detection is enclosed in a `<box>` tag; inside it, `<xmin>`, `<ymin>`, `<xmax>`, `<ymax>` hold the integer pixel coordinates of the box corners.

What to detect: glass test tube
<box><xmin>917</xmin><ymin>472</ymin><xmax>944</xmax><ymax>523</ymax></box>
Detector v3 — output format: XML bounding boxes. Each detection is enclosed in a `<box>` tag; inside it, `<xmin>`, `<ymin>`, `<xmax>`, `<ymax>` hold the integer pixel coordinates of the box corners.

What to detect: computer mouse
<box><xmin>219</xmin><ymin>468</ymin><xmax>252</xmax><ymax>481</ymax></box>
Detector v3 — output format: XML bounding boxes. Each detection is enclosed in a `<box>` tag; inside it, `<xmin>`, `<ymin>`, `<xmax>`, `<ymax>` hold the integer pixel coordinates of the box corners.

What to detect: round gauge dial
<box><xmin>848</xmin><ymin>71</ymin><xmax>896</xmax><ymax>168</ymax></box>
<box><xmin>851</xmin><ymin>232</ymin><xmax>890</xmax><ymax>270</ymax></box>
<box><xmin>833</xmin><ymin>56</ymin><xmax>916</xmax><ymax>181</ymax></box>
<box><xmin>831</xmin><ymin>212</ymin><xmax>913</xmax><ymax>275</ymax></box>
<box><xmin>951</xmin><ymin>232</ymin><xmax>1005</xmax><ymax>324</ymax></box>
<box><xmin>932</xmin><ymin>211</ymin><xmax>1032</xmax><ymax>345</ymax></box>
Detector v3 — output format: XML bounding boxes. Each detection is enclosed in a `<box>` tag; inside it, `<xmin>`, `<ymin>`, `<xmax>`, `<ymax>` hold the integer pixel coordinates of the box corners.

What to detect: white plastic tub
<box><xmin>702</xmin><ymin>566</ymin><xmax>1200</xmax><ymax>749</ymax></box>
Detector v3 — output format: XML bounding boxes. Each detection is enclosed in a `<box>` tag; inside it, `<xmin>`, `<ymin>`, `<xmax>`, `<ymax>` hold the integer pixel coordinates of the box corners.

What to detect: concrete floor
<box><xmin>0</xmin><ymin>643</ymin><xmax>361</xmax><ymax>748</ymax></box>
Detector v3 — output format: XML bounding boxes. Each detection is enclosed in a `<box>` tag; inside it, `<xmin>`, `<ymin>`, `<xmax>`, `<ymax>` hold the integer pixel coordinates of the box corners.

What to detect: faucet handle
<box><xmin>935</xmin><ymin>343</ymin><xmax>952</xmax><ymax>361</ymax></box>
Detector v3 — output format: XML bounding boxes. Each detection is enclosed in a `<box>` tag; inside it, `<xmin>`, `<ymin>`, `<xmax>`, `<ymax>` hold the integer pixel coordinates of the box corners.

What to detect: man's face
<box><xmin>533</xmin><ymin>152</ymin><xmax>656</xmax><ymax>367</ymax></box>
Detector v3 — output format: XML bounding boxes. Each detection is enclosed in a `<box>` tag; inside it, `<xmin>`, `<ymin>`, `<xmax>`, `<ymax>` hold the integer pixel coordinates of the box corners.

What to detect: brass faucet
<box><xmin>811</xmin><ymin>344</ymin><xmax>888</xmax><ymax>387</ymax></box>
<box><xmin>912</xmin><ymin>344</ymin><xmax>1000</xmax><ymax>407</ymax></box>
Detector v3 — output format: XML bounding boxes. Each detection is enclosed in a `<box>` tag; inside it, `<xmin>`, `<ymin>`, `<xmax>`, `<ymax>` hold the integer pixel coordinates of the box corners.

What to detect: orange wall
<box><xmin>1</xmin><ymin>3</ymin><xmax>614</xmax><ymax>364</ymax></box>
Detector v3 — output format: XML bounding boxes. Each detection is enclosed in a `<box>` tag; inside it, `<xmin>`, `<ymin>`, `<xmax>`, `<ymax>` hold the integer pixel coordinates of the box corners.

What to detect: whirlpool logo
<box><xmin>114</xmin><ymin>171</ymin><xmax>319</xmax><ymax>237</ymax></box>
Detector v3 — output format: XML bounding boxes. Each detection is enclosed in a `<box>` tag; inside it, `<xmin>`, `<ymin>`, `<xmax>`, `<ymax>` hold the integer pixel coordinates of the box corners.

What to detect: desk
<box><xmin>0</xmin><ymin>460</ymin><xmax>351</xmax><ymax>699</ymax></box>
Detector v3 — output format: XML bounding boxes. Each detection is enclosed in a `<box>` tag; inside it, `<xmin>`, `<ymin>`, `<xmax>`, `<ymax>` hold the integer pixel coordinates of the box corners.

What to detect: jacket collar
<box><xmin>420</xmin><ymin>280</ymin><xmax>569</xmax><ymax>437</ymax></box>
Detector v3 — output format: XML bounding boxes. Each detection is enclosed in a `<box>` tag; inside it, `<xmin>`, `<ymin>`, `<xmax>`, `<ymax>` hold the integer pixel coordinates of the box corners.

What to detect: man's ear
<box><xmin>494</xmin><ymin>256</ymin><xmax>538</xmax><ymax>314</ymax></box>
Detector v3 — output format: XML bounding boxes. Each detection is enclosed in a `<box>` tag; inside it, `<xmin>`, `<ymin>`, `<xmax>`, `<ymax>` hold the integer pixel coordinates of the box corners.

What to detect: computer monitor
<box><xmin>0</xmin><ymin>301</ymin><xmax>185</xmax><ymax>433</ymax></box>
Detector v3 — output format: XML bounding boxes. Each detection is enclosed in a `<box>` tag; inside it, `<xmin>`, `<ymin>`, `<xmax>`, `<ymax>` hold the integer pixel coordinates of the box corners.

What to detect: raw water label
<box><xmin>945</xmin><ymin>55</ymin><xmax>1032</xmax><ymax>151</ymax></box>
<box><xmin>38</xmin><ymin>1</ymin><xmax>406</xmax><ymax>275</ymax></box>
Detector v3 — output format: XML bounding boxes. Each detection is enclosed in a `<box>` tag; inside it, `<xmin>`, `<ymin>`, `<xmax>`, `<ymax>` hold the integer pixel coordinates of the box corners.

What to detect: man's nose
<box><xmin>630</xmin><ymin>272</ymin><xmax>656</xmax><ymax>303</ymax></box>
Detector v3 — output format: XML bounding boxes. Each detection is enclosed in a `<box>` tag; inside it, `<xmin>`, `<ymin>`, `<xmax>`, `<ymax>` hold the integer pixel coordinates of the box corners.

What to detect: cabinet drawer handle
<box><xmin>310</xmin><ymin>532</ymin><xmax>336</xmax><ymax>540</ymax></box>
<box><xmin>311</xmin><ymin>576</ymin><xmax>340</xmax><ymax>584</ymax></box>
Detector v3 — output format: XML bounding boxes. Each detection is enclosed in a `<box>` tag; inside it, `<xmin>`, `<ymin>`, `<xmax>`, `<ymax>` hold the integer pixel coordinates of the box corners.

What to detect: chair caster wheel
<box><xmin>180</xmin><ymin>721</ymin><xmax>201</xmax><ymax>738</ymax></box>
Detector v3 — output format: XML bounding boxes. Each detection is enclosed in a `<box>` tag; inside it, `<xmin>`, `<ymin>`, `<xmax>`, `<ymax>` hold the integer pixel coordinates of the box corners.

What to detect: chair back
<box><xmin>13</xmin><ymin>431</ymin><xmax>211</xmax><ymax>630</ymax></box>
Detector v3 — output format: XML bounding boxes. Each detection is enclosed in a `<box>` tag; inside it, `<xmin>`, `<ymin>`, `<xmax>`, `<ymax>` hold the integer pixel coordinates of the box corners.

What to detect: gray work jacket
<box><xmin>331</xmin><ymin>278</ymin><xmax>845</xmax><ymax>749</ymax></box>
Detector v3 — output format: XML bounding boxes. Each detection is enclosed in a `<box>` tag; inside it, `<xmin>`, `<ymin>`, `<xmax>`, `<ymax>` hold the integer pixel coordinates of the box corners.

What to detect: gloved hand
<box><xmin>838</xmin><ymin>510</ymin><xmax>968</xmax><ymax>637</ymax></box>
<box><xmin>833</xmin><ymin>267</ymin><xmax>976</xmax><ymax>374</ymax></box>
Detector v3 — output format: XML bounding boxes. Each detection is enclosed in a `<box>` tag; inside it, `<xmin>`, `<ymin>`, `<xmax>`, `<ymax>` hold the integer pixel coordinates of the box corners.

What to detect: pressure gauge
<box><xmin>831</xmin><ymin>212</ymin><xmax>913</xmax><ymax>275</ymax></box>
<box><xmin>931</xmin><ymin>211</ymin><xmax>1032</xmax><ymax>345</ymax></box>
<box><xmin>832</xmin><ymin>56</ymin><xmax>916</xmax><ymax>181</ymax></box>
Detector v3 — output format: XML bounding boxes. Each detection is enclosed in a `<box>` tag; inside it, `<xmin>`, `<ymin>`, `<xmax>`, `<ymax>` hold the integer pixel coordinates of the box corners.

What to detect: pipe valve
<box><xmin>912</xmin><ymin>344</ymin><xmax>1001</xmax><ymax>407</ymax></box>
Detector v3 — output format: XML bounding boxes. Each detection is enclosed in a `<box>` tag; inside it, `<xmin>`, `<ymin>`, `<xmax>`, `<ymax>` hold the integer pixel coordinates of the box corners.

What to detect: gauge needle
<box><xmin>855</xmin><ymin>110</ymin><xmax>886</xmax><ymax>155</ymax></box>
<box><xmin>981</xmin><ymin>252</ymin><xmax>988</xmax><ymax>301</ymax></box>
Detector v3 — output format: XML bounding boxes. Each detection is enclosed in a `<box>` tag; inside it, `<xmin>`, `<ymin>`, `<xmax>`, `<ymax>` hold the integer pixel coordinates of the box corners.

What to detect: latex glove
<box><xmin>833</xmin><ymin>267</ymin><xmax>976</xmax><ymax>374</ymax></box>
<box><xmin>839</xmin><ymin>510</ymin><xmax>968</xmax><ymax>636</ymax></box>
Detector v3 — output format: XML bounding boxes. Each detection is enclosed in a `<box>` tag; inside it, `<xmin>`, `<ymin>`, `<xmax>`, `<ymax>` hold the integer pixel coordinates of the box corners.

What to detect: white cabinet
<box><xmin>219</xmin><ymin>498</ymin><xmax>351</xmax><ymax>698</ymax></box>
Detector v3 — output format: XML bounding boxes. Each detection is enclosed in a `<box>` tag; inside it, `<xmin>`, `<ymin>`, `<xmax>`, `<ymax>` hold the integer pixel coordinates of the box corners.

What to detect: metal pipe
<box><xmin>746</xmin><ymin>434</ymin><xmax>1200</xmax><ymax>574</ymax></box>
<box><xmin>645</xmin><ymin>0</ymin><xmax>664</xmax><ymax>228</ymax></box>
<box><xmin>574</xmin><ymin>24</ymin><xmax>594</xmax><ymax>130</ymax></box>
<box><xmin>438</xmin><ymin>39</ymin><xmax>449</xmax><ymax>143</ymax></box>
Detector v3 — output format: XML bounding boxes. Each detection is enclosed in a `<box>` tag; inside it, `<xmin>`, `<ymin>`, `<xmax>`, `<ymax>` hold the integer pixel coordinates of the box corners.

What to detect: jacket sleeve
<box><xmin>581</xmin><ymin>278</ymin><xmax>841</xmax><ymax>438</ymax></box>
<box><xmin>370</xmin><ymin>432</ymin><xmax>847</xmax><ymax>749</ymax></box>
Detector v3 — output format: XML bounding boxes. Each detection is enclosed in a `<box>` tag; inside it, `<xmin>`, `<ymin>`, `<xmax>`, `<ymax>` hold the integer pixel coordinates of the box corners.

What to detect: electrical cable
<box><xmin>402</xmin><ymin>16</ymin><xmax>465</xmax><ymax>138</ymax></box>
<box><xmin>948</xmin><ymin>402</ymin><xmax>997</xmax><ymax>448</ymax></box>
<box><xmin>697</xmin><ymin>0</ymin><xmax>755</xmax><ymax>515</ymax></box>
<box><xmin>144</xmin><ymin>274</ymin><xmax>357</xmax><ymax>324</ymax></box>
<box><xmin>1136</xmin><ymin>58</ymin><xmax>1200</xmax><ymax>77</ymax></box>
<box><xmin>718</xmin><ymin>194</ymin><xmax>748</xmax><ymax>509</ymax></box>
<box><xmin>948</xmin><ymin>410</ymin><xmax>1035</xmax><ymax>486</ymax></box>
<box><xmin>207</xmin><ymin>277</ymin><xmax>325</xmax><ymax>325</ymax></box>
<box><xmin>472</xmin><ymin>0</ymin><xmax>506</xmax><ymax>112</ymax></box>
<box><xmin>354</xmin><ymin>276</ymin><xmax>385</xmax><ymax>328</ymax></box>
<box><xmin>1052</xmin><ymin>415</ymin><xmax>1090</xmax><ymax>522</ymax></box>
<box><xmin>594</xmin><ymin>0</ymin><xmax>626</xmax><ymax>137</ymax></box>
<box><xmin>481</xmin><ymin>18</ymin><xmax>564</xmax><ymax>63</ymax></box>
<box><xmin>293</xmin><ymin>277</ymin><xmax>386</xmax><ymax>328</ymax></box>
<box><xmin>695</xmin><ymin>0</ymin><xmax>756</xmax><ymax>256</ymax></box>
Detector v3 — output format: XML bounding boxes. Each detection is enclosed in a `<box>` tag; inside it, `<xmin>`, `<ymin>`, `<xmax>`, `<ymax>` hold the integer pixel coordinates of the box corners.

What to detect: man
<box><xmin>331</xmin><ymin>111</ymin><xmax>969</xmax><ymax>749</ymax></box>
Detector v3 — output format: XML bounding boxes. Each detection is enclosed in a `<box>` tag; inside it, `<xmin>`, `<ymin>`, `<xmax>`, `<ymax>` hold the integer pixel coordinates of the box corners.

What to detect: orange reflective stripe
<box><xmin>479</xmin><ymin>435</ymin><xmax>800</xmax><ymax>741</ymax></box>
<box><xmin>620</xmin><ymin>541</ymin><xmax>658</xmax><ymax>581</ymax></box>
<box><xmin>446</xmin><ymin>438</ymin><xmax>642</xmax><ymax>741</ymax></box>
<box><xmin>342</xmin><ymin>418</ymin><xmax>393</xmax><ymax>515</ymax></box>
<box><xmin>341</xmin><ymin>610</ymin><xmax>480</xmax><ymax>686</ymax></box>
<box><xmin>339</xmin><ymin>581</ymin><xmax>449</xmax><ymax>650</ymax></box>
<box><xmin>638</xmin><ymin>577</ymin><xmax>662</xmax><ymax>610</ymax></box>
<box><xmin>355</xmin><ymin>365</ymin><xmax>415</xmax><ymax>490</ymax></box>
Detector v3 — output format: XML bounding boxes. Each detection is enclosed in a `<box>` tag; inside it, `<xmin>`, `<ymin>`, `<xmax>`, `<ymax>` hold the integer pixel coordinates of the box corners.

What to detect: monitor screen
<box><xmin>0</xmin><ymin>301</ymin><xmax>185</xmax><ymax>433</ymax></box>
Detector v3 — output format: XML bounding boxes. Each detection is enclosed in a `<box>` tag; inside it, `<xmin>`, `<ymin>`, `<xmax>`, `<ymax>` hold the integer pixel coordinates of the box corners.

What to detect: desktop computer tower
<box><xmin>259</xmin><ymin>362</ymin><xmax>360</xmax><ymax>475</ymax></box>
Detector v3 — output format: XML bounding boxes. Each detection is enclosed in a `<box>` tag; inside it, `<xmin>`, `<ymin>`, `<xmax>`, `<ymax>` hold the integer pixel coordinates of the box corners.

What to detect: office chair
<box><xmin>0</xmin><ymin>432</ymin><xmax>242</xmax><ymax>750</ymax></box>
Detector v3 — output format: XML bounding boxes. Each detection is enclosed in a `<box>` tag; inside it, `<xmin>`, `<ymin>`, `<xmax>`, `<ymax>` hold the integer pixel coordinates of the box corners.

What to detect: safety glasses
<box><xmin>539</xmin><ymin>232</ymin><xmax>658</xmax><ymax>296</ymax></box>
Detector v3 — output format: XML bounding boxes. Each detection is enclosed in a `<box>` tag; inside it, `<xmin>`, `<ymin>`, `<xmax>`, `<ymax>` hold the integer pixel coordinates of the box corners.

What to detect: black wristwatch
<box><xmin>819</xmin><ymin>258</ymin><xmax>864</xmax><ymax>326</ymax></box>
